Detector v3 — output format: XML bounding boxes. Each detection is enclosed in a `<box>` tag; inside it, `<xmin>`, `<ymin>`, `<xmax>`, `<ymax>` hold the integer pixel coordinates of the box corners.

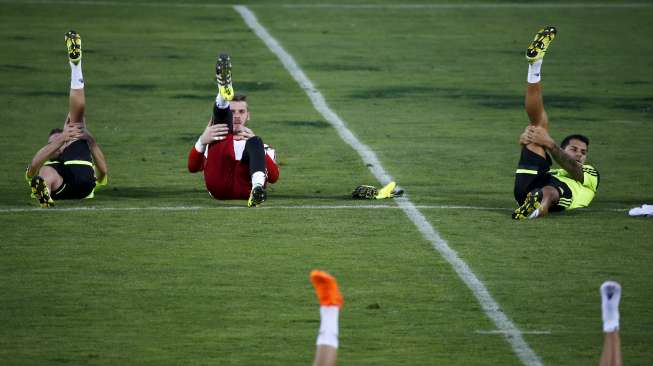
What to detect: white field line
<box><xmin>0</xmin><ymin>205</ymin><xmax>629</xmax><ymax>214</ymax></box>
<box><xmin>476</xmin><ymin>330</ymin><xmax>551</xmax><ymax>335</ymax></box>
<box><xmin>234</xmin><ymin>5</ymin><xmax>541</xmax><ymax>366</ymax></box>
<box><xmin>1</xmin><ymin>0</ymin><xmax>651</xmax><ymax>9</ymax></box>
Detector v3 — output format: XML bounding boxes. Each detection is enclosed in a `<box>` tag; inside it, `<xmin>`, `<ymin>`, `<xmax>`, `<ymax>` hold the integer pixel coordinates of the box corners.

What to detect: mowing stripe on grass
<box><xmin>2</xmin><ymin>0</ymin><xmax>651</xmax><ymax>9</ymax></box>
<box><xmin>281</xmin><ymin>3</ymin><xmax>652</xmax><ymax>9</ymax></box>
<box><xmin>234</xmin><ymin>5</ymin><xmax>542</xmax><ymax>366</ymax></box>
<box><xmin>0</xmin><ymin>205</ymin><xmax>628</xmax><ymax>214</ymax></box>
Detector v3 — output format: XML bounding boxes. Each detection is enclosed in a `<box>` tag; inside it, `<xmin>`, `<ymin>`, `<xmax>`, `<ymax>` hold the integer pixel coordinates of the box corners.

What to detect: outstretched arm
<box><xmin>27</xmin><ymin>124</ymin><xmax>82</xmax><ymax>178</ymax></box>
<box><xmin>81</xmin><ymin>128</ymin><xmax>108</xmax><ymax>184</ymax></box>
<box><xmin>522</xmin><ymin>126</ymin><xmax>584</xmax><ymax>182</ymax></box>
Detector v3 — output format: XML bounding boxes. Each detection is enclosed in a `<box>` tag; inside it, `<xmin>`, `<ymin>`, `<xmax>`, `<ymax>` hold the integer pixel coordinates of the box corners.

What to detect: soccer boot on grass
<box><xmin>526</xmin><ymin>26</ymin><xmax>556</xmax><ymax>63</ymax></box>
<box><xmin>247</xmin><ymin>184</ymin><xmax>266</xmax><ymax>207</ymax></box>
<box><xmin>215</xmin><ymin>53</ymin><xmax>234</xmax><ymax>101</ymax></box>
<box><xmin>310</xmin><ymin>270</ymin><xmax>343</xmax><ymax>308</ymax></box>
<box><xmin>512</xmin><ymin>189</ymin><xmax>542</xmax><ymax>220</ymax></box>
<box><xmin>31</xmin><ymin>176</ymin><xmax>54</xmax><ymax>208</ymax></box>
<box><xmin>65</xmin><ymin>30</ymin><xmax>82</xmax><ymax>64</ymax></box>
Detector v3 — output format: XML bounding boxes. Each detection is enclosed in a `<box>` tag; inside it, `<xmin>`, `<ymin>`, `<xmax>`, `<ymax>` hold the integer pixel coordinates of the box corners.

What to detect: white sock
<box><xmin>527</xmin><ymin>59</ymin><xmax>543</xmax><ymax>84</ymax></box>
<box><xmin>251</xmin><ymin>171</ymin><xmax>266</xmax><ymax>188</ymax></box>
<box><xmin>601</xmin><ymin>281</ymin><xmax>621</xmax><ymax>333</ymax></box>
<box><xmin>70</xmin><ymin>61</ymin><xmax>84</xmax><ymax>89</ymax></box>
<box><xmin>528</xmin><ymin>208</ymin><xmax>541</xmax><ymax>219</ymax></box>
<box><xmin>316</xmin><ymin>306</ymin><xmax>339</xmax><ymax>348</ymax></box>
<box><xmin>215</xmin><ymin>92</ymin><xmax>229</xmax><ymax>109</ymax></box>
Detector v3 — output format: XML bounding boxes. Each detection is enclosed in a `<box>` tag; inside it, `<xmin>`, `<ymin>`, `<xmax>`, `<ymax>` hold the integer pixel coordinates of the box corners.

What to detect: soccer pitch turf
<box><xmin>1</xmin><ymin>0</ymin><xmax>652</xmax><ymax>365</ymax></box>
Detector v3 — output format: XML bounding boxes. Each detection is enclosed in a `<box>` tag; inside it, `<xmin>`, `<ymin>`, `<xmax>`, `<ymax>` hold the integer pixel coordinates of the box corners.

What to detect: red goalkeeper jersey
<box><xmin>188</xmin><ymin>134</ymin><xmax>279</xmax><ymax>199</ymax></box>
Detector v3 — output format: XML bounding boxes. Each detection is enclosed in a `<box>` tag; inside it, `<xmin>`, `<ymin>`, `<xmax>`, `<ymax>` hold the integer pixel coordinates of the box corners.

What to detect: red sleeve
<box><xmin>266</xmin><ymin>155</ymin><xmax>279</xmax><ymax>183</ymax></box>
<box><xmin>188</xmin><ymin>147</ymin><xmax>205</xmax><ymax>173</ymax></box>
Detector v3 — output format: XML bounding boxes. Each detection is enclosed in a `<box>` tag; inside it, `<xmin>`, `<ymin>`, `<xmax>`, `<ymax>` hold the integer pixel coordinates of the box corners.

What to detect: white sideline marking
<box><xmin>1</xmin><ymin>0</ymin><xmax>650</xmax><ymax>9</ymax></box>
<box><xmin>476</xmin><ymin>330</ymin><xmax>551</xmax><ymax>335</ymax></box>
<box><xmin>0</xmin><ymin>204</ymin><xmax>628</xmax><ymax>214</ymax></box>
<box><xmin>234</xmin><ymin>5</ymin><xmax>542</xmax><ymax>366</ymax></box>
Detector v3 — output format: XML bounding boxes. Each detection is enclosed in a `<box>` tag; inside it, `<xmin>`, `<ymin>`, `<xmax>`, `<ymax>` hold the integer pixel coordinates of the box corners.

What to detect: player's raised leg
<box><xmin>524</xmin><ymin>26</ymin><xmax>556</xmax><ymax>157</ymax></box>
<box><xmin>599</xmin><ymin>281</ymin><xmax>622</xmax><ymax>366</ymax></box>
<box><xmin>310</xmin><ymin>270</ymin><xmax>343</xmax><ymax>366</ymax></box>
<box><xmin>65</xmin><ymin>30</ymin><xmax>85</xmax><ymax>126</ymax></box>
<box><xmin>212</xmin><ymin>53</ymin><xmax>235</xmax><ymax>130</ymax></box>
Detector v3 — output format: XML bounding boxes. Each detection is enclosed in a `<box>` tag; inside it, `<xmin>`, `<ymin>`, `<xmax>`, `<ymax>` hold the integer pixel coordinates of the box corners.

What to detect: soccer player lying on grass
<box><xmin>512</xmin><ymin>27</ymin><xmax>599</xmax><ymax>220</ymax></box>
<box><xmin>310</xmin><ymin>270</ymin><xmax>343</xmax><ymax>366</ymax></box>
<box><xmin>188</xmin><ymin>54</ymin><xmax>279</xmax><ymax>207</ymax></box>
<box><xmin>26</xmin><ymin>31</ymin><xmax>108</xmax><ymax>208</ymax></box>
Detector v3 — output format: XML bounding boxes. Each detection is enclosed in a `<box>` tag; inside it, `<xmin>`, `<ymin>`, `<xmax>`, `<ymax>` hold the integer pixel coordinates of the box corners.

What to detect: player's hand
<box><xmin>524</xmin><ymin>126</ymin><xmax>555</xmax><ymax>149</ymax></box>
<box><xmin>200</xmin><ymin>123</ymin><xmax>229</xmax><ymax>144</ymax></box>
<box><xmin>233</xmin><ymin>126</ymin><xmax>254</xmax><ymax>141</ymax></box>
<box><xmin>62</xmin><ymin>122</ymin><xmax>83</xmax><ymax>141</ymax></box>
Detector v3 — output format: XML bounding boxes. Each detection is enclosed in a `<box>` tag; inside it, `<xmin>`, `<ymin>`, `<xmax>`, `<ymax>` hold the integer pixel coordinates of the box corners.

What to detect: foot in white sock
<box><xmin>600</xmin><ymin>281</ymin><xmax>621</xmax><ymax>333</ymax></box>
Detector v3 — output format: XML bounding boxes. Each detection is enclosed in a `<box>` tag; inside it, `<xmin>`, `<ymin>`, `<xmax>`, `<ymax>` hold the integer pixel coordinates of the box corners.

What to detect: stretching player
<box><xmin>27</xmin><ymin>30</ymin><xmax>108</xmax><ymax>208</ymax></box>
<box><xmin>310</xmin><ymin>270</ymin><xmax>343</xmax><ymax>366</ymax></box>
<box><xmin>188</xmin><ymin>54</ymin><xmax>279</xmax><ymax>207</ymax></box>
<box><xmin>513</xmin><ymin>27</ymin><xmax>599</xmax><ymax>219</ymax></box>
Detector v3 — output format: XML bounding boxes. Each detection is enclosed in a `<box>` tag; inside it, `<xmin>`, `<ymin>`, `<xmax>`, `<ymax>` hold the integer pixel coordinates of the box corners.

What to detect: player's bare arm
<box><xmin>28</xmin><ymin>123</ymin><xmax>82</xmax><ymax>177</ymax></box>
<box><xmin>524</xmin><ymin>126</ymin><xmax>584</xmax><ymax>182</ymax></box>
<box><xmin>81</xmin><ymin>127</ymin><xmax>108</xmax><ymax>182</ymax></box>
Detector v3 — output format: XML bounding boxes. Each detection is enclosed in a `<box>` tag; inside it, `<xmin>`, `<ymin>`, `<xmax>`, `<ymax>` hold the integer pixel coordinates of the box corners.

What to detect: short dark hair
<box><xmin>49</xmin><ymin>128</ymin><xmax>63</xmax><ymax>137</ymax></box>
<box><xmin>232</xmin><ymin>93</ymin><xmax>247</xmax><ymax>102</ymax></box>
<box><xmin>561</xmin><ymin>134</ymin><xmax>590</xmax><ymax>149</ymax></box>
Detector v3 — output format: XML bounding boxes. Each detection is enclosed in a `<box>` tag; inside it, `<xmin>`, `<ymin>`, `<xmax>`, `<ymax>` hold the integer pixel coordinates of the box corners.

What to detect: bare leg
<box><xmin>68</xmin><ymin>88</ymin><xmax>85</xmax><ymax>125</ymax></box>
<box><xmin>524</xmin><ymin>82</ymin><xmax>548</xmax><ymax>157</ymax></box>
<box><xmin>38</xmin><ymin>166</ymin><xmax>64</xmax><ymax>193</ymax></box>
<box><xmin>599</xmin><ymin>332</ymin><xmax>622</xmax><ymax>366</ymax></box>
<box><xmin>313</xmin><ymin>346</ymin><xmax>338</xmax><ymax>366</ymax></box>
<box><xmin>537</xmin><ymin>185</ymin><xmax>560</xmax><ymax>217</ymax></box>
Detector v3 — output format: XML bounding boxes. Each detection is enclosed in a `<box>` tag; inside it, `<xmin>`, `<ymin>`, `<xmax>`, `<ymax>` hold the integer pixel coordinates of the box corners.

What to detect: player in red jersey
<box><xmin>188</xmin><ymin>54</ymin><xmax>279</xmax><ymax>207</ymax></box>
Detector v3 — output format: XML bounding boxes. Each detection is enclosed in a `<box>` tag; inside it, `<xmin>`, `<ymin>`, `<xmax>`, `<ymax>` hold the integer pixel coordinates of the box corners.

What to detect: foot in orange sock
<box><xmin>310</xmin><ymin>270</ymin><xmax>344</xmax><ymax>308</ymax></box>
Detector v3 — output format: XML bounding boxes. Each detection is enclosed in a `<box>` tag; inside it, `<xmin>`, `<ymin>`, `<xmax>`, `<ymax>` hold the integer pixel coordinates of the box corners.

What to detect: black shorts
<box><xmin>47</xmin><ymin>140</ymin><xmax>96</xmax><ymax>200</ymax></box>
<box><xmin>513</xmin><ymin>147</ymin><xmax>571</xmax><ymax>211</ymax></box>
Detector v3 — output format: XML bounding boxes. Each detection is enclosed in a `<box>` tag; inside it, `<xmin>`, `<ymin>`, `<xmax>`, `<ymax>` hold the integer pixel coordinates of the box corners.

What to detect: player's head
<box><xmin>231</xmin><ymin>93</ymin><xmax>250</xmax><ymax>132</ymax></box>
<box><xmin>48</xmin><ymin>128</ymin><xmax>65</xmax><ymax>154</ymax></box>
<box><xmin>561</xmin><ymin>134</ymin><xmax>590</xmax><ymax>164</ymax></box>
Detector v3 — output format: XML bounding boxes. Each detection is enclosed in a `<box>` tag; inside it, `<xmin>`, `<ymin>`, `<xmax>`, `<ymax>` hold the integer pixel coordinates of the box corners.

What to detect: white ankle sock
<box><xmin>251</xmin><ymin>171</ymin><xmax>266</xmax><ymax>188</ymax></box>
<box><xmin>601</xmin><ymin>282</ymin><xmax>621</xmax><ymax>333</ymax></box>
<box><xmin>215</xmin><ymin>93</ymin><xmax>229</xmax><ymax>109</ymax></box>
<box><xmin>527</xmin><ymin>59</ymin><xmax>543</xmax><ymax>84</ymax></box>
<box><xmin>70</xmin><ymin>61</ymin><xmax>84</xmax><ymax>89</ymax></box>
<box><xmin>528</xmin><ymin>208</ymin><xmax>541</xmax><ymax>219</ymax></box>
<box><xmin>316</xmin><ymin>306</ymin><xmax>339</xmax><ymax>348</ymax></box>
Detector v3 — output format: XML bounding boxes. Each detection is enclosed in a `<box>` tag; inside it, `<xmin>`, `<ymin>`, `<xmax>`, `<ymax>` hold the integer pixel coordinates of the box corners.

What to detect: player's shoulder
<box><xmin>582</xmin><ymin>164</ymin><xmax>599</xmax><ymax>176</ymax></box>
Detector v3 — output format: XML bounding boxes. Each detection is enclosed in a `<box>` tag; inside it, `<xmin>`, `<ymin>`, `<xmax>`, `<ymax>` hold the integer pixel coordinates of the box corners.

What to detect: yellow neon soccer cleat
<box><xmin>215</xmin><ymin>53</ymin><xmax>234</xmax><ymax>101</ymax></box>
<box><xmin>512</xmin><ymin>189</ymin><xmax>542</xmax><ymax>220</ymax></box>
<box><xmin>65</xmin><ymin>30</ymin><xmax>82</xmax><ymax>64</ymax></box>
<box><xmin>247</xmin><ymin>184</ymin><xmax>266</xmax><ymax>207</ymax></box>
<box><xmin>30</xmin><ymin>176</ymin><xmax>54</xmax><ymax>208</ymax></box>
<box><xmin>526</xmin><ymin>26</ymin><xmax>556</xmax><ymax>63</ymax></box>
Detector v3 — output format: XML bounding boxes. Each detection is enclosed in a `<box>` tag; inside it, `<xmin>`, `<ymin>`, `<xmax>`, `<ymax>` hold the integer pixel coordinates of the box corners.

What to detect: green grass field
<box><xmin>1</xmin><ymin>1</ymin><xmax>652</xmax><ymax>365</ymax></box>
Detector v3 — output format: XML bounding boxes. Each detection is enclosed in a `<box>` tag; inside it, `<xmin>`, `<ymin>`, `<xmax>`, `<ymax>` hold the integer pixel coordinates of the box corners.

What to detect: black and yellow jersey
<box><xmin>550</xmin><ymin>164</ymin><xmax>599</xmax><ymax>209</ymax></box>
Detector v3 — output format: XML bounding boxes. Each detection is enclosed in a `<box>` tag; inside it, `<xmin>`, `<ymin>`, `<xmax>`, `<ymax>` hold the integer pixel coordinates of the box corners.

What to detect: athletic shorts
<box><xmin>513</xmin><ymin>147</ymin><xmax>571</xmax><ymax>211</ymax></box>
<box><xmin>47</xmin><ymin>140</ymin><xmax>96</xmax><ymax>200</ymax></box>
